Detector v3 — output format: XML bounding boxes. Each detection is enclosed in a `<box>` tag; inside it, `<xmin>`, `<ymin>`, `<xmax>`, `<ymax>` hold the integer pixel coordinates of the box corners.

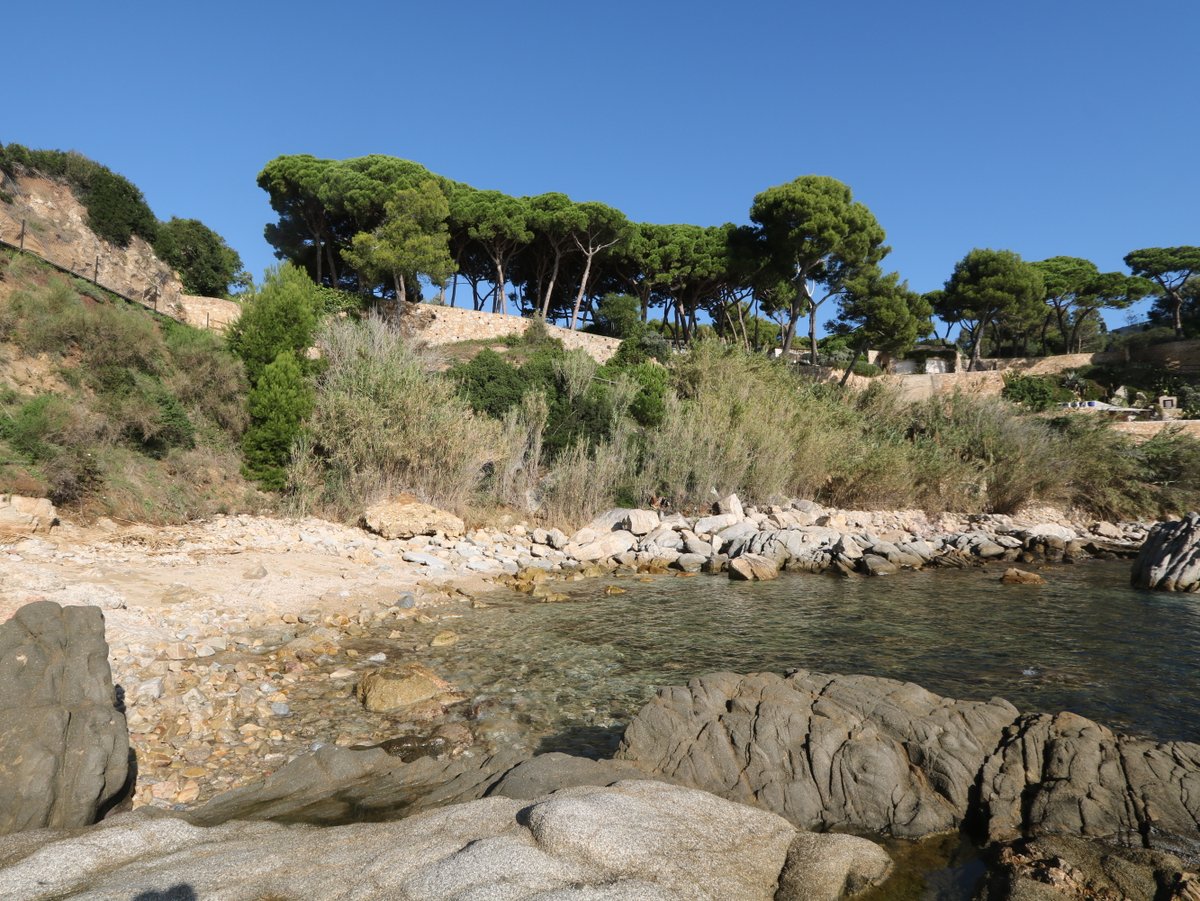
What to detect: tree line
<box><xmin>259</xmin><ymin>153</ymin><xmax>1199</xmax><ymax>367</ymax></box>
<box><xmin>257</xmin><ymin>154</ymin><xmax>934</xmax><ymax>363</ymax></box>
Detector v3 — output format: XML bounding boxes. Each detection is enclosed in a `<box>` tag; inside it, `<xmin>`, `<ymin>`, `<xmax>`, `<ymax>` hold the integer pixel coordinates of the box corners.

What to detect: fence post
<box><xmin>18</xmin><ymin>219</ymin><xmax>25</xmax><ymax>252</ymax></box>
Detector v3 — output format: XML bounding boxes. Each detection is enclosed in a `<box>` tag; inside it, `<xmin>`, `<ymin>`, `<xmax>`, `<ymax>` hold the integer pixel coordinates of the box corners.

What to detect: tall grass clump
<box><xmin>289</xmin><ymin>316</ymin><xmax>502</xmax><ymax>517</ymax></box>
<box><xmin>637</xmin><ymin>341</ymin><xmax>845</xmax><ymax>508</ymax></box>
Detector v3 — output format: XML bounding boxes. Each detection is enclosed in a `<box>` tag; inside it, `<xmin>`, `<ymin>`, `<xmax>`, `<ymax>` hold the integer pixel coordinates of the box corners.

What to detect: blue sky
<box><xmin>5</xmin><ymin>0</ymin><xmax>1196</xmax><ymax>330</ymax></box>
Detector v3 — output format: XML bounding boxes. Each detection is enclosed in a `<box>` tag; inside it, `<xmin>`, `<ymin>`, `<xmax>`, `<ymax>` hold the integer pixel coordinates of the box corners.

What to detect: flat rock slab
<box><xmin>0</xmin><ymin>781</ymin><xmax>815</xmax><ymax>900</ymax></box>
<box><xmin>0</xmin><ymin>601</ymin><xmax>128</xmax><ymax>834</ymax></box>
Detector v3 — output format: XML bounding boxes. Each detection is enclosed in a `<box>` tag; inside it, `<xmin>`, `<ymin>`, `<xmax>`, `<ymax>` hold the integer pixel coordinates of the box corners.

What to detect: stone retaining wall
<box><xmin>1110</xmin><ymin>419</ymin><xmax>1200</xmax><ymax>442</ymax></box>
<box><xmin>402</xmin><ymin>304</ymin><xmax>622</xmax><ymax>363</ymax></box>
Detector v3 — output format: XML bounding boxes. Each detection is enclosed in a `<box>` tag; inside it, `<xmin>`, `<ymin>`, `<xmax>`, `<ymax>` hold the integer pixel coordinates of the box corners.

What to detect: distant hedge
<box><xmin>0</xmin><ymin>143</ymin><xmax>158</xmax><ymax>247</ymax></box>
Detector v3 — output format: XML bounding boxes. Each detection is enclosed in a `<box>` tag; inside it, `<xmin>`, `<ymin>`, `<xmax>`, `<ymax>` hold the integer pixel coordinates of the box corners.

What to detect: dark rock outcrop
<box><xmin>616</xmin><ymin>669</ymin><xmax>1018</xmax><ymax>837</ymax></box>
<box><xmin>617</xmin><ymin>669</ymin><xmax>1200</xmax><ymax>860</ymax></box>
<box><xmin>1132</xmin><ymin>512</ymin><xmax>1200</xmax><ymax>592</ymax></box>
<box><xmin>978</xmin><ymin>711</ymin><xmax>1200</xmax><ymax>860</ymax></box>
<box><xmin>0</xmin><ymin>601</ymin><xmax>129</xmax><ymax>835</ymax></box>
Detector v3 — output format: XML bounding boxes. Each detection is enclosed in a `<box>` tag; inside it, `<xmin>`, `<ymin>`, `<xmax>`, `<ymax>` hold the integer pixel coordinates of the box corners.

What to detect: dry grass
<box><xmin>289</xmin><ymin>316</ymin><xmax>504</xmax><ymax>519</ymax></box>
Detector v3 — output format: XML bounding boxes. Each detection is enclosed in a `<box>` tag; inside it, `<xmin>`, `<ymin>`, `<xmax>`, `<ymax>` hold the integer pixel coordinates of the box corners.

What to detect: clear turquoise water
<box><xmin>411</xmin><ymin>559</ymin><xmax>1200</xmax><ymax>758</ymax></box>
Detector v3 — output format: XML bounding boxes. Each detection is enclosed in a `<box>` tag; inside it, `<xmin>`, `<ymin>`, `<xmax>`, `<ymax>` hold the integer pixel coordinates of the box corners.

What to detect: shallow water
<box><xmin>393</xmin><ymin>559</ymin><xmax>1200</xmax><ymax>758</ymax></box>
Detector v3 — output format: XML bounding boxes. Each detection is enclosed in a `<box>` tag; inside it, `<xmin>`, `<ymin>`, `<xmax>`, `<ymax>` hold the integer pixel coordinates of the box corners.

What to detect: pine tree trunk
<box><xmin>542</xmin><ymin>251</ymin><xmax>561</xmax><ymax>318</ymax></box>
<box><xmin>570</xmin><ymin>252</ymin><xmax>595</xmax><ymax>330</ymax></box>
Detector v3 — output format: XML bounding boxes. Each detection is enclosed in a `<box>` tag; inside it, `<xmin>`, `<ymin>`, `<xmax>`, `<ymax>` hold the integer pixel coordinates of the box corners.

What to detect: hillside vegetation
<box><xmin>0</xmin><ymin>143</ymin><xmax>247</xmax><ymax>298</ymax></box>
<box><xmin>0</xmin><ymin>250</ymin><xmax>261</xmax><ymax>521</ymax></box>
<box><xmin>287</xmin><ymin>313</ymin><xmax>1200</xmax><ymax>525</ymax></box>
<box><xmin>2</xmin><ymin>244</ymin><xmax>1197</xmax><ymax>528</ymax></box>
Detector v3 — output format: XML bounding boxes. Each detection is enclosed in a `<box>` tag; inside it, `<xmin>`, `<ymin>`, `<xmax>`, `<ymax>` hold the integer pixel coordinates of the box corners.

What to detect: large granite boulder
<box><xmin>617</xmin><ymin>669</ymin><xmax>1018</xmax><ymax>837</ymax></box>
<box><xmin>1132</xmin><ymin>512</ymin><xmax>1200</xmax><ymax>592</ymax></box>
<box><xmin>362</xmin><ymin>497</ymin><xmax>465</xmax><ymax>539</ymax></box>
<box><xmin>0</xmin><ymin>781</ymin><xmax>891</xmax><ymax>900</ymax></box>
<box><xmin>618</xmin><ymin>668</ymin><xmax>1200</xmax><ymax>861</ymax></box>
<box><xmin>0</xmin><ymin>602</ymin><xmax>129</xmax><ymax>834</ymax></box>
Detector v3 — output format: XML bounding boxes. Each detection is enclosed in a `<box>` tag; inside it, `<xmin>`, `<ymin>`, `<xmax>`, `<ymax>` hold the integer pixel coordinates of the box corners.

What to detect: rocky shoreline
<box><xmin>3</xmin><ymin>498</ymin><xmax>1195</xmax><ymax>898</ymax></box>
<box><xmin>0</xmin><ymin>498</ymin><xmax>1153</xmax><ymax>815</ymax></box>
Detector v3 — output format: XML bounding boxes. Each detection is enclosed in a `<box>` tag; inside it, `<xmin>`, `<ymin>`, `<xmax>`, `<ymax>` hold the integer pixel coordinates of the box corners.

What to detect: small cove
<box><xmin>391</xmin><ymin>558</ymin><xmax>1200</xmax><ymax>758</ymax></box>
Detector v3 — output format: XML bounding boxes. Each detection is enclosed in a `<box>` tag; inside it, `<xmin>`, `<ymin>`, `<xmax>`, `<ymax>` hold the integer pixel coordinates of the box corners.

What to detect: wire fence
<box><xmin>0</xmin><ymin>217</ymin><xmax>228</xmax><ymax>329</ymax></box>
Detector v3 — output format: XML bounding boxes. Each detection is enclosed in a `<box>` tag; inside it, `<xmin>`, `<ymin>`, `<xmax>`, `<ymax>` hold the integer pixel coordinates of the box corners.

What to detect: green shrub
<box><xmin>1001</xmin><ymin>373</ymin><xmax>1068</xmax><ymax>411</ymax></box>
<box><xmin>154</xmin><ymin>217</ymin><xmax>248</xmax><ymax>297</ymax></box>
<box><xmin>518</xmin><ymin>316</ymin><xmax>564</xmax><ymax>352</ymax></box>
<box><xmin>449</xmin><ymin>349</ymin><xmax>527</xmax><ymax>419</ymax></box>
<box><xmin>243</xmin><ymin>351</ymin><xmax>311</xmax><ymax>490</ymax></box>
<box><xmin>851</xmin><ymin>361</ymin><xmax>883</xmax><ymax>377</ymax></box>
<box><xmin>226</xmin><ymin>264</ymin><xmax>321</xmax><ymax>384</ymax></box>
<box><xmin>0</xmin><ymin>394</ymin><xmax>102</xmax><ymax>504</ymax></box>
<box><xmin>610</xmin><ymin>331</ymin><xmax>672</xmax><ymax>366</ymax></box>
<box><xmin>590</xmin><ymin>294</ymin><xmax>643</xmax><ymax>339</ymax></box>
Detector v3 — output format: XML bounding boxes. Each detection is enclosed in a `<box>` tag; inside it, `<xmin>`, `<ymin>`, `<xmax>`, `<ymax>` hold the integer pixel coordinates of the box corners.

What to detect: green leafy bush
<box><xmin>242</xmin><ymin>351</ymin><xmax>311</xmax><ymax>490</ymax></box>
<box><xmin>590</xmin><ymin>293</ymin><xmax>643</xmax><ymax>339</ymax></box>
<box><xmin>227</xmin><ymin>264</ymin><xmax>321</xmax><ymax>384</ymax></box>
<box><xmin>1001</xmin><ymin>373</ymin><xmax>1068</xmax><ymax>411</ymax></box>
<box><xmin>448</xmin><ymin>349</ymin><xmax>527</xmax><ymax>420</ymax></box>
<box><xmin>154</xmin><ymin>217</ymin><xmax>249</xmax><ymax>297</ymax></box>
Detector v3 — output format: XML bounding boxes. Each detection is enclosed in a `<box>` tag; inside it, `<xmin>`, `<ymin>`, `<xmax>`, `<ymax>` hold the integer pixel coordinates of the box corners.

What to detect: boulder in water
<box><xmin>728</xmin><ymin>552</ymin><xmax>780</xmax><ymax>582</ymax></box>
<box><xmin>1131</xmin><ymin>512</ymin><xmax>1200</xmax><ymax>592</ymax></box>
<box><xmin>1001</xmin><ymin>567</ymin><xmax>1046</xmax><ymax>585</ymax></box>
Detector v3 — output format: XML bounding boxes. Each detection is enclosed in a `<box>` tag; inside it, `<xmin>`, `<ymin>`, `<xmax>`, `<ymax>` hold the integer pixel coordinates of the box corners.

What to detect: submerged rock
<box><xmin>1000</xmin><ymin>567</ymin><xmax>1045</xmax><ymax>585</ymax></box>
<box><xmin>356</xmin><ymin>663</ymin><xmax>457</xmax><ymax>713</ymax></box>
<box><xmin>982</xmin><ymin>834</ymin><xmax>1196</xmax><ymax>901</ymax></box>
<box><xmin>0</xmin><ymin>602</ymin><xmax>129</xmax><ymax>835</ymax></box>
<box><xmin>1132</xmin><ymin>512</ymin><xmax>1200</xmax><ymax>592</ymax></box>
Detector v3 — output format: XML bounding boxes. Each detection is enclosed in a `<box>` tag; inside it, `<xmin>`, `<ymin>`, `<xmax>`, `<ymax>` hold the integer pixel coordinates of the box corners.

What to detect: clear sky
<box><xmin>5</xmin><ymin>0</ymin><xmax>1196</xmax><ymax>329</ymax></box>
